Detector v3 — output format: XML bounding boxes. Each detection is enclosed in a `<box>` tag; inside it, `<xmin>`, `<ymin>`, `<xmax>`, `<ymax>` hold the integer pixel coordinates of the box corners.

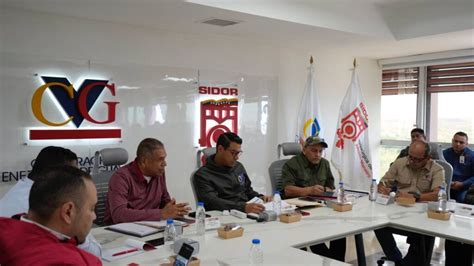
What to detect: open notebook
<box><xmin>102</xmin><ymin>239</ymin><xmax>155</xmax><ymax>262</ymax></box>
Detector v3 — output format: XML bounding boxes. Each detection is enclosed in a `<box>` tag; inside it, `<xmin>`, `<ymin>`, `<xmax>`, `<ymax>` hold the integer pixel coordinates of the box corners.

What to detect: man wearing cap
<box><xmin>281</xmin><ymin>136</ymin><xmax>346</xmax><ymax>262</ymax></box>
<box><xmin>282</xmin><ymin>136</ymin><xmax>336</xmax><ymax>198</ymax></box>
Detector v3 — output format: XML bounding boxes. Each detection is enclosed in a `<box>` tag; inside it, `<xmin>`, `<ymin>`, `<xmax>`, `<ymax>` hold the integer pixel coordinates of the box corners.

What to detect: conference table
<box><xmin>92</xmin><ymin>197</ymin><xmax>474</xmax><ymax>266</ymax></box>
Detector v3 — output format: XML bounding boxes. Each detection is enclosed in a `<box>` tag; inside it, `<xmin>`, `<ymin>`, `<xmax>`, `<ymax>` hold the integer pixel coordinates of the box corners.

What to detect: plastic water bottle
<box><xmin>438</xmin><ymin>183</ymin><xmax>447</xmax><ymax>212</ymax></box>
<box><xmin>196</xmin><ymin>201</ymin><xmax>206</xmax><ymax>236</ymax></box>
<box><xmin>272</xmin><ymin>191</ymin><xmax>282</xmax><ymax>215</ymax></box>
<box><xmin>249</xmin><ymin>239</ymin><xmax>263</xmax><ymax>265</ymax></box>
<box><xmin>164</xmin><ymin>218</ymin><xmax>176</xmax><ymax>246</ymax></box>
<box><xmin>369</xmin><ymin>179</ymin><xmax>377</xmax><ymax>201</ymax></box>
<box><xmin>336</xmin><ymin>181</ymin><xmax>345</xmax><ymax>203</ymax></box>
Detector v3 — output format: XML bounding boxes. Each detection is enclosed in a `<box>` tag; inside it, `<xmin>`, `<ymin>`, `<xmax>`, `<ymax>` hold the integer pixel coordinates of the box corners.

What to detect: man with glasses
<box><xmin>375</xmin><ymin>140</ymin><xmax>444</xmax><ymax>265</ymax></box>
<box><xmin>193</xmin><ymin>132</ymin><xmax>271</xmax><ymax>213</ymax></box>
<box><xmin>443</xmin><ymin>131</ymin><xmax>474</xmax><ymax>203</ymax></box>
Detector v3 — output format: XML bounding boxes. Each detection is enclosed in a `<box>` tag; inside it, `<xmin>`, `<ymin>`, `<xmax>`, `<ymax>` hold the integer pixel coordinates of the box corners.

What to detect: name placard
<box><xmin>376</xmin><ymin>194</ymin><xmax>394</xmax><ymax>205</ymax></box>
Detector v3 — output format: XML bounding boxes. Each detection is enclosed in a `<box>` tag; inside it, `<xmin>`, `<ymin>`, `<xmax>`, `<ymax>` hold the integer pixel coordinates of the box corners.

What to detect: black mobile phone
<box><xmin>173</xmin><ymin>243</ymin><xmax>194</xmax><ymax>266</ymax></box>
<box><xmin>146</xmin><ymin>237</ymin><xmax>164</xmax><ymax>247</ymax></box>
<box><xmin>188</xmin><ymin>211</ymin><xmax>211</xmax><ymax>218</ymax></box>
<box><xmin>299</xmin><ymin>196</ymin><xmax>319</xmax><ymax>202</ymax></box>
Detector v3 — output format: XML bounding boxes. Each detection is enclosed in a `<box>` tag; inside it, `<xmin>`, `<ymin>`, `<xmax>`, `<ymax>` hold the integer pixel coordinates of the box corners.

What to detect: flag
<box><xmin>331</xmin><ymin>67</ymin><xmax>372</xmax><ymax>190</ymax></box>
<box><xmin>295</xmin><ymin>60</ymin><xmax>323</xmax><ymax>145</ymax></box>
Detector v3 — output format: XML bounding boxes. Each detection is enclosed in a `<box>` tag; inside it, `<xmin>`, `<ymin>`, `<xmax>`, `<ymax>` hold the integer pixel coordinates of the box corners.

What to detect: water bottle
<box><xmin>438</xmin><ymin>183</ymin><xmax>447</xmax><ymax>212</ymax></box>
<box><xmin>369</xmin><ymin>179</ymin><xmax>377</xmax><ymax>201</ymax></box>
<box><xmin>164</xmin><ymin>218</ymin><xmax>176</xmax><ymax>246</ymax></box>
<box><xmin>336</xmin><ymin>181</ymin><xmax>345</xmax><ymax>203</ymax></box>
<box><xmin>249</xmin><ymin>239</ymin><xmax>263</xmax><ymax>265</ymax></box>
<box><xmin>196</xmin><ymin>201</ymin><xmax>206</xmax><ymax>236</ymax></box>
<box><xmin>272</xmin><ymin>191</ymin><xmax>282</xmax><ymax>215</ymax></box>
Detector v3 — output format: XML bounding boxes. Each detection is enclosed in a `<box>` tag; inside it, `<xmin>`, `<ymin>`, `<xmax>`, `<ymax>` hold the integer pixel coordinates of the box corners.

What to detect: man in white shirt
<box><xmin>0</xmin><ymin>146</ymin><xmax>102</xmax><ymax>257</ymax></box>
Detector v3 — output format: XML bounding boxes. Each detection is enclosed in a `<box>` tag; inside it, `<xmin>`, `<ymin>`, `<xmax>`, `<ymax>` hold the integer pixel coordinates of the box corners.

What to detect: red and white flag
<box><xmin>295</xmin><ymin>60</ymin><xmax>323</xmax><ymax>144</ymax></box>
<box><xmin>331</xmin><ymin>68</ymin><xmax>372</xmax><ymax>190</ymax></box>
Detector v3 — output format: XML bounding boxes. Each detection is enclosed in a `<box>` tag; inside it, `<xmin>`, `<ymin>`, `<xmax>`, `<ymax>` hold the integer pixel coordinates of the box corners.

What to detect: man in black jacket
<box><xmin>193</xmin><ymin>132</ymin><xmax>271</xmax><ymax>213</ymax></box>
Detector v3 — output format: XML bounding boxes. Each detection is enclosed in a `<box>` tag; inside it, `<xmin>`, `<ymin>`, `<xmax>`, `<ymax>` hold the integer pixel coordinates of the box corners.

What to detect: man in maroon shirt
<box><xmin>0</xmin><ymin>166</ymin><xmax>102</xmax><ymax>265</ymax></box>
<box><xmin>104</xmin><ymin>138</ymin><xmax>190</xmax><ymax>225</ymax></box>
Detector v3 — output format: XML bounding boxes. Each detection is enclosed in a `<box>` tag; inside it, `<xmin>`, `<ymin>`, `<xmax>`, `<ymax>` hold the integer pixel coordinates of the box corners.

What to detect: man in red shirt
<box><xmin>0</xmin><ymin>166</ymin><xmax>101</xmax><ymax>265</ymax></box>
<box><xmin>104</xmin><ymin>138</ymin><xmax>190</xmax><ymax>225</ymax></box>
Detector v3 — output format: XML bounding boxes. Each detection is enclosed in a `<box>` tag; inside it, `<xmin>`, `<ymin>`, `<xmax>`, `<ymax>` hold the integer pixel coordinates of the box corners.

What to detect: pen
<box><xmin>112</xmin><ymin>247</ymin><xmax>141</xmax><ymax>257</ymax></box>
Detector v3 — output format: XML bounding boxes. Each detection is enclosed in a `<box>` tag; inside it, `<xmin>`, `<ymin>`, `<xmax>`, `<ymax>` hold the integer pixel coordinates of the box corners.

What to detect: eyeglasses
<box><xmin>228</xmin><ymin>149</ymin><xmax>243</xmax><ymax>158</ymax></box>
<box><xmin>408</xmin><ymin>154</ymin><xmax>427</xmax><ymax>163</ymax></box>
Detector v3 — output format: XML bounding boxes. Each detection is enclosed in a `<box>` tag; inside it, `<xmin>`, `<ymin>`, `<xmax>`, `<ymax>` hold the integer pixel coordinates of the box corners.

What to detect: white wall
<box><xmin>0</xmin><ymin>7</ymin><xmax>381</xmax><ymax>202</ymax></box>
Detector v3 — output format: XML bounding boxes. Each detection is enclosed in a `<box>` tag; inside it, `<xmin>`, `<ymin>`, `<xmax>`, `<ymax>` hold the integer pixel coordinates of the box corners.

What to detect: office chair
<box><xmin>435</xmin><ymin>159</ymin><xmax>453</xmax><ymax>200</ymax></box>
<box><xmin>91</xmin><ymin>147</ymin><xmax>128</xmax><ymax>226</ymax></box>
<box><xmin>268</xmin><ymin>142</ymin><xmax>302</xmax><ymax>193</ymax></box>
<box><xmin>190</xmin><ymin>147</ymin><xmax>217</xmax><ymax>203</ymax></box>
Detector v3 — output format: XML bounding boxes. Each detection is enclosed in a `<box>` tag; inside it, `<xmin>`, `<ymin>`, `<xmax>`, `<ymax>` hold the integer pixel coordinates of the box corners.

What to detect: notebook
<box><xmin>285</xmin><ymin>197</ymin><xmax>325</xmax><ymax>208</ymax></box>
<box><xmin>105</xmin><ymin>222</ymin><xmax>164</xmax><ymax>237</ymax></box>
<box><xmin>102</xmin><ymin>239</ymin><xmax>155</xmax><ymax>262</ymax></box>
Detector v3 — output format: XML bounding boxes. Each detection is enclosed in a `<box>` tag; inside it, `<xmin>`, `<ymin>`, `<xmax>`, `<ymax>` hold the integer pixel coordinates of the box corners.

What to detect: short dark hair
<box><xmin>411</xmin><ymin>128</ymin><xmax>425</xmax><ymax>136</ymax></box>
<box><xmin>454</xmin><ymin>131</ymin><xmax>468</xmax><ymax>141</ymax></box>
<box><xmin>29</xmin><ymin>146</ymin><xmax>78</xmax><ymax>182</ymax></box>
<box><xmin>136</xmin><ymin>138</ymin><xmax>164</xmax><ymax>159</ymax></box>
<box><xmin>29</xmin><ymin>166</ymin><xmax>91</xmax><ymax>222</ymax></box>
<box><xmin>216</xmin><ymin>132</ymin><xmax>242</xmax><ymax>150</ymax></box>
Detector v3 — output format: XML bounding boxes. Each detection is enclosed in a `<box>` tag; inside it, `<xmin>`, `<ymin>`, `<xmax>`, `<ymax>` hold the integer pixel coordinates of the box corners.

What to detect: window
<box><xmin>380</xmin><ymin>67</ymin><xmax>419</xmax><ymax>175</ymax></box>
<box><xmin>381</xmin><ymin>67</ymin><xmax>419</xmax><ymax>140</ymax></box>
<box><xmin>427</xmin><ymin>62</ymin><xmax>474</xmax><ymax>142</ymax></box>
<box><xmin>380</xmin><ymin>61</ymin><xmax>474</xmax><ymax>175</ymax></box>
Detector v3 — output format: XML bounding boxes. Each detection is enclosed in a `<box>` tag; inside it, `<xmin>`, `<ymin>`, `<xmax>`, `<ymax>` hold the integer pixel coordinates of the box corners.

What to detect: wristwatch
<box><xmin>413</xmin><ymin>191</ymin><xmax>421</xmax><ymax>202</ymax></box>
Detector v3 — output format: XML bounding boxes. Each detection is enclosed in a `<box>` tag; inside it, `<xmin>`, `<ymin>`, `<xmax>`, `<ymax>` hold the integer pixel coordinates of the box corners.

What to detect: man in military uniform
<box><xmin>281</xmin><ymin>136</ymin><xmax>345</xmax><ymax>262</ymax></box>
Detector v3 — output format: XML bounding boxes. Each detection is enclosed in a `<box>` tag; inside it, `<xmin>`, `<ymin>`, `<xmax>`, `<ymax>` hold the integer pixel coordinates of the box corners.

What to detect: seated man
<box><xmin>281</xmin><ymin>136</ymin><xmax>346</xmax><ymax>262</ymax></box>
<box><xmin>0</xmin><ymin>166</ymin><xmax>101</xmax><ymax>265</ymax></box>
<box><xmin>376</xmin><ymin>140</ymin><xmax>444</xmax><ymax>265</ymax></box>
<box><xmin>395</xmin><ymin>128</ymin><xmax>426</xmax><ymax>160</ymax></box>
<box><xmin>0</xmin><ymin>146</ymin><xmax>101</xmax><ymax>257</ymax></box>
<box><xmin>104</xmin><ymin>138</ymin><xmax>190</xmax><ymax>225</ymax></box>
<box><xmin>0</xmin><ymin>146</ymin><xmax>78</xmax><ymax>217</ymax></box>
<box><xmin>443</xmin><ymin>131</ymin><xmax>474</xmax><ymax>203</ymax></box>
<box><xmin>194</xmin><ymin>132</ymin><xmax>271</xmax><ymax>213</ymax></box>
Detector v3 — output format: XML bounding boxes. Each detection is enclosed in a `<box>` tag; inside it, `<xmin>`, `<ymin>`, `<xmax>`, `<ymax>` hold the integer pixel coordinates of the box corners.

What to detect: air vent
<box><xmin>200</xmin><ymin>18</ymin><xmax>240</xmax><ymax>27</ymax></box>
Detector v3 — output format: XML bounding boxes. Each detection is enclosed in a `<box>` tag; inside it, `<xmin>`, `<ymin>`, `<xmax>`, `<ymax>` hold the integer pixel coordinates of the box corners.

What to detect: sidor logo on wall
<box><xmin>29</xmin><ymin>76</ymin><xmax>121</xmax><ymax>140</ymax></box>
<box><xmin>198</xmin><ymin>86</ymin><xmax>238</xmax><ymax>147</ymax></box>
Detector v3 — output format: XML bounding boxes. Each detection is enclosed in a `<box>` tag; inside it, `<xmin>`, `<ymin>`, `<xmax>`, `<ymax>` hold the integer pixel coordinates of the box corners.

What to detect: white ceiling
<box><xmin>2</xmin><ymin>0</ymin><xmax>474</xmax><ymax>59</ymax></box>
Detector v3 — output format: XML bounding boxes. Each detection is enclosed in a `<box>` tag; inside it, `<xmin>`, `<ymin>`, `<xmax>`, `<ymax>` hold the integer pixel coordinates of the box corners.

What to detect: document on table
<box><xmin>105</xmin><ymin>222</ymin><xmax>163</xmax><ymax>237</ymax></box>
<box><xmin>102</xmin><ymin>239</ymin><xmax>155</xmax><ymax>261</ymax></box>
<box><xmin>285</xmin><ymin>197</ymin><xmax>325</xmax><ymax>208</ymax></box>
<box><xmin>247</xmin><ymin>196</ymin><xmax>297</xmax><ymax>212</ymax></box>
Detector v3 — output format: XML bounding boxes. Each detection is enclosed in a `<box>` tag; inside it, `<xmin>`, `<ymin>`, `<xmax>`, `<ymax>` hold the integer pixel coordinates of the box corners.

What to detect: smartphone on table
<box><xmin>173</xmin><ymin>243</ymin><xmax>194</xmax><ymax>266</ymax></box>
<box><xmin>145</xmin><ymin>237</ymin><xmax>164</xmax><ymax>247</ymax></box>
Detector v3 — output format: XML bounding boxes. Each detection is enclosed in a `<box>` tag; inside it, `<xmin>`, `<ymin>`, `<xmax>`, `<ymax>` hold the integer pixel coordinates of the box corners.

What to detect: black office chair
<box><xmin>91</xmin><ymin>148</ymin><xmax>128</xmax><ymax>226</ymax></box>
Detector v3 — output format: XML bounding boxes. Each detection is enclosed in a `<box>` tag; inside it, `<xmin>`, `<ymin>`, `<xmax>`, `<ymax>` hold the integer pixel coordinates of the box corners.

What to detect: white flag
<box><xmin>331</xmin><ymin>68</ymin><xmax>372</xmax><ymax>190</ymax></box>
<box><xmin>295</xmin><ymin>63</ymin><xmax>323</xmax><ymax>145</ymax></box>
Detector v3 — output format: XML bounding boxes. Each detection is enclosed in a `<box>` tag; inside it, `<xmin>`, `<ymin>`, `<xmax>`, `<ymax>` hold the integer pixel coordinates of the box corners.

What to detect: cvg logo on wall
<box><xmin>198</xmin><ymin>86</ymin><xmax>238</xmax><ymax>147</ymax></box>
<box><xmin>29</xmin><ymin>76</ymin><xmax>121</xmax><ymax>140</ymax></box>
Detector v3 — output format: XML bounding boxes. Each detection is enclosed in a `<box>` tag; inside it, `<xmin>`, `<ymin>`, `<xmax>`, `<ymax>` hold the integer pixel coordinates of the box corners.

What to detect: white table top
<box><xmin>93</xmin><ymin>197</ymin><xmax>473</xmax><ymax>265</ymax></box>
